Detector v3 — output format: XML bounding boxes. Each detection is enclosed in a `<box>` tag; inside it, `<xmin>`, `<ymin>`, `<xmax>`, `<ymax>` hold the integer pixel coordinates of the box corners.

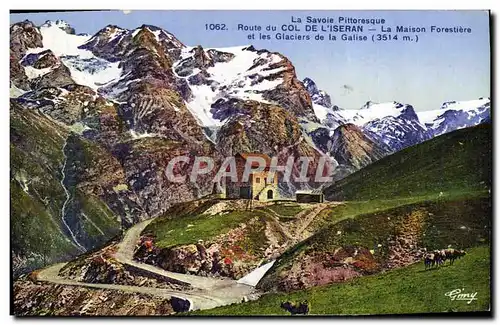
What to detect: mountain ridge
<box><xmin>9</xmin><ymin>18</ymin><xmax>491</xmax><ymax>274</ymax></box>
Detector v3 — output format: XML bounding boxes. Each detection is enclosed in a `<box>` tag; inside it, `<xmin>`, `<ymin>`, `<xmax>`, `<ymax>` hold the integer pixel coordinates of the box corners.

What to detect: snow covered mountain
<box><xmin>12</xmin><ymin>19</ymin><xmax>491</xmax><ymax>165</ymax></box>
<box><xmin>344</xmin><ymin>101</ymin><xmax>433</xmax><ymax>152</ymax></box>
<box><xmin>10</xmin><ymin>18</ymin><xmax>491</xmax><ymax>274</ymax></box>
<box><xmin>302</xmin><ymin>77</ymin><xmax>490</xmax><ymax>154</ymax></box>
<box><xmin>17</xmin><ymin>20</ymin><xmax>122</xmax><ymax>92</ymax></box>
<box><xmin>418</xmin><ymin>98</ymin><xmax>490</xmax><ymax>136</ymax></box>
<box><xmin>175</xmin><ymin>45</ymin><xmax>291</xmax><ymax>127</ymax></box>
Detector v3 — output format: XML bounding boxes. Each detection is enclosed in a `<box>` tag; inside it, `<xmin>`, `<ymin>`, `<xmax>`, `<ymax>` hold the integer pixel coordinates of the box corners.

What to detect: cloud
<box><xmin>122</xmin><ymin>10</ymin><xmax>132</xmax><ymax>15</ymax></box>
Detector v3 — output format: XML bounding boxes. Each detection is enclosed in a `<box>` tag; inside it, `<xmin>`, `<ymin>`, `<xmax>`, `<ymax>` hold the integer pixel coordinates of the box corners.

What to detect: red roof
<box><xmin>237</xmin><ymin>153</ymin><xmax>272</xmax><ymax>168</ymax></box>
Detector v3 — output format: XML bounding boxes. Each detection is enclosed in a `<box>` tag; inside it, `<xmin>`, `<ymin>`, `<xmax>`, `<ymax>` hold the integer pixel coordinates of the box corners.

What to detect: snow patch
<box><xmin>181</xmin><ymin>46</ymin><xmax>285</xmax><ymax>127</ymax></box>
<box><xmin>418</xmin><ymin>98</ymin><xmax>490</xmax><ymax>128</ymax></box>
<box><xmin>440</xmin><ymin>98</ymin><xmax>489</xmax><ymax>111</ymax></box>
<box><xmin>26</xmin><ymin>23</ymin><xmax>123</xmax><ymax>91</ymax></box>
<box><xmin>183</xmin><ymin>85</ymin><xmax>222</xmax><ymax>127</ymax></box>
<box><xmin>312</xmin><ymin>103</ymin><xmax>331</xmax><ymax>122</ymax></box>
<box><xmin>129</xmin><ymin>130</ymin><xmax>160</xmax><ymax>139</ymax></box>
<box><xmin>61</xmin><ymin>57</ymin><xmax>122</xmax><ymax>91</ymax></box>
<box><xmin>341</xmin><ymin>102</ymin><xmax>409</xmax><ymax>126</ymax></box>
<box><xmin>24</xmin><ymin>66</ymin><xmax>52</xmax><ymax>80</ymax></box>
<box><xmin>10</xmin><ymin>84</ymin><xmax>27</xmax><ymax>98</ymax></box>
<box><xmin>237</xmin><ymin>260</ymin><xmax>276</xmax><ymax>286</ymax></box>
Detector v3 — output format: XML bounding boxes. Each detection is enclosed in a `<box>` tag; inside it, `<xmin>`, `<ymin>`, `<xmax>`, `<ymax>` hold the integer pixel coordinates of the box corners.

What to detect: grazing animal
<box><xmin>444</xmin><ymin>248</ymin><xmax>460</xmax><ymax>265</ymax></box>
<box><xmin>430</xmin><ymin>248</ymin><xmax>467</xmax><ymax>266</ymax></box>
<box><xmin>424</xmin><ymin>248</ymin><xmax>466</xmax><ymax>269</ymax></box>
<box><xmin>424</xmin><ymin>253</ymin><xmax>435</xmax><ymax>269</ymax></box>
<box><xmin>280</xmin><ymin>300</ymin><xmax>310</xmax><ymax>315</ymax></box>
<box><xmin>433</xmin><ymin>249</ymin><xmax>446</xmax><ymax>266</ymax></box>
<box><xmin>455</xmin><ymin>249</ymin><xmax>467</xmax><ymax>260</ymax></box>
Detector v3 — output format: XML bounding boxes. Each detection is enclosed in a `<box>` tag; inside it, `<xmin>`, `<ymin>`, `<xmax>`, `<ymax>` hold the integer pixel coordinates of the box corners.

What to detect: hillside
<box><xmin>193</xmin><ymin>246</ymin><xmax>490</xmax><ymax>315</ymax></box>
<box><xmin>257</xmin><ymin>124</ymin><xmax>491</xmax><ymax>292</ymax></box>
<box><xmin>324</xmin><ymin>124</ymin><xmax>491</xmax><ymax>201</ymax></box>
<box><xmin>257</xmin><ymin>197</ymin><xmax>490</xmax><ymax>292</ymax></box>
<box><xmin>133</xmin><ymin>199</ymin><xmax>334</xmax><ymax>280</ymax></box>
<box><xmin>11</xmin><ymin>102</ymin><xmax>124</xmax><ymax>275</ymax></box>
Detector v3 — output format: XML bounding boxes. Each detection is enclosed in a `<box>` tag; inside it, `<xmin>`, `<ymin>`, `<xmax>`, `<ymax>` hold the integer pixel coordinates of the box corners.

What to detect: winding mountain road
<box><xmin>36</xmin><ymin>263</ymin><xmax>225</xmax><ymax>310</ymax></box>
<box><xmin>35</xmin><ymin>201</ymin><xmax>337</xmax><ymax>311</ymax></box>
<box><xmin>36</xmin><ymin>218</ymin><xmax>255</xmax><ymax>311</ymax></box>
<box><xmin>114</xmin><ymin>219</ymin><xmax>236</xmax><ymax>290</ymax></box>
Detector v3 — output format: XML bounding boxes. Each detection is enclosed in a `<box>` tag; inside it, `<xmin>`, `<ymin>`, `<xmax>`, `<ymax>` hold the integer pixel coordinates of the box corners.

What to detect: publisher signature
<box><xmin>444</xmin><ymin>288</ymin><xmax>478</xmax><ymax>304</ymax></box>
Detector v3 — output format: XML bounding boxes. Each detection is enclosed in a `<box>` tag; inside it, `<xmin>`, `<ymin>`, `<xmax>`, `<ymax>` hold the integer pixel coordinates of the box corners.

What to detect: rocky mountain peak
<box><xmin>10</xmin><ymin>20</ymin><xmax>45</xmax><ymax>90</ymax></box>
<box><xmin>361</xmin><ymin>100</ymin><xmax>377</xmax><ymax>110</ymax></box>
<box><xmin>10</xmin><ymin>19</ymin><xmax>39</xmax><ymax>33</ymax></box>
<box><xmin>258</xmin><ymin>54</ymin><xmax>317</xmax><ymax>121</ymax></box>
<box><xmin>399</xmin><ymin>103</ymin><xmax>419</xmax><ymax>121</ymax></box>
<box><xmin>133</xmin><ymin>24</ymin><xmax>185</xmax><ymax>49</ymax></box>
<box><xmin>41</xmin><ymin>19</ymin><xmax>76</xmax><ymax>34</ymax></box>
<box><xmin>309</xmin><ymin>123</ymin><xmax>390</xmax><ymax>174</ymax></box>
<box><xmin>303</xmin><ymin>77</ymin><xmax>319</xmax><ymax>93</ymax></box>
<box><xmin>10</xmin><ymin>20</ymin><xmax>43</xmax><ymax>54</ymax></box>
<box><xmin>440</xmin><ymin>100</ymin><xmax>457</xmax><ymax>110</ymax></box>
<box><xmin>302</xmin><ymin>77</ymin><xmax>333</xmax><ymax>109</ymax></box>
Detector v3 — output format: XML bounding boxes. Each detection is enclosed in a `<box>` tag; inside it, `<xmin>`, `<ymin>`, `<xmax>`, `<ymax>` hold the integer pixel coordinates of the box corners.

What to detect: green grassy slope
<box><xmin>324</xmin><ymin>124</ymin><xmax>491</xmax><ymax>201</ymax></box>
<box><xmin>258</xmin><ymin>196</ymin><xmax>490</xmax><ymax>291</ymax></box>
<box><xmin>257</xmin><ymin>124</ymin><xmax>491</xmax><ymax>293</ymax></box>
<box><xmin>10</xmin><ymin>104</ymin><xmax>121</xmax><ymax>275</ymax></box>
<box><xmin>193</xmin><ymin>246</ymin><xmax>490</xmax><ymax>315</ymax></box>
<box><xmin>11</xmin><ymin>106</ymin><xmax>79</xmax><ymax>274</ymax></box>
<box><xmin>145</xmin><ymin>207</ymin><xmax>272</xmax><ymax>249</ymax></box>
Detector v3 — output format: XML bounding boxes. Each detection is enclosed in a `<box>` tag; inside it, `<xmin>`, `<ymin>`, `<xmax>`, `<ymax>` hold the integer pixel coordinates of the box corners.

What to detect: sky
<box><xmin>10</xmin><ymin>10</ymin><xmax>490</xmax><ymax>111</ymax></box>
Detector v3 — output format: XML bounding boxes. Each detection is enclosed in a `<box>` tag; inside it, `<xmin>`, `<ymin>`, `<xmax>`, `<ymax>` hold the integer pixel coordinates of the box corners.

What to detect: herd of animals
<box><xmin>279</xmin><ymin>248</ymin><xmax>468</xmax><ymax>315</ymax></box>
<box><xmin>423</xmin><ymin>248</ymin><xmax>467</xmax><ymax>269</ymax></box>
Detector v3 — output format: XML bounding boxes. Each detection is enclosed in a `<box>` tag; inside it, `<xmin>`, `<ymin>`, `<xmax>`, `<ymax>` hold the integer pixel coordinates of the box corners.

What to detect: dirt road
<box><xmin>36</xmin><ymin>219</ymin><xmax>255</xmax><ymax>311</ymax></box>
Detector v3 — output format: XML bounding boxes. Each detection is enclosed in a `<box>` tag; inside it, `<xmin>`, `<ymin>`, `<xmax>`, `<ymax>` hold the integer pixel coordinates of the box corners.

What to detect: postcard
<box><xmin>10</xmin><ymin>9</ymin><xmax>491</xmax><ymax>316</ymax></box>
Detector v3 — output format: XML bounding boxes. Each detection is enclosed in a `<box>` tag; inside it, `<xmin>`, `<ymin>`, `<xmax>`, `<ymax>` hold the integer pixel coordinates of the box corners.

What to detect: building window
<box><xmin>256</xmin><ymin>177</ymin><xmax>260</xmax><ymax>183</ymax></box>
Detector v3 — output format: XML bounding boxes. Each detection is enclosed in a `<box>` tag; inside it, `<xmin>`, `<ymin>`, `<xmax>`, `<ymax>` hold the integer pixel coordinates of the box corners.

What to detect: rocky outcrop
<box><xmin>18</xmin><ymin>85</ymin><xmax>92</xmax><ymax>124</ymax></box>
<box><xmin>22</xmin><ymin>50</ymin><xmax>59</xmax><ymax>69</ymax></box>
<box><xmin>135</xmin><ymin>214</ymin><xmax>288</xmax><ymax>279</ymax></box>
<box><xmin>10</xmin><ymin>20</ymin><xmax>43</xmax><ymax>59</ymax></box>
<box><xmin>303</xmin><ymin>77</ymin><xmax>333</xmax><ymax>109</ymax></box>
<box><xmin>260</xmin><ymin>52</ymin><xmax>318</xmax><ymax>121</ymax></box>
<box><xmin>258</xmin><ymin>245</ymin><xmax>378</xmax><ymax>292</ymax></box>
<box><xmin>385</xmin><ymin>210</ymin><xmax>427</xmax><ymax>269</ymax></box>
<box><xmin>214</xmin><ymin>99</ymin><xmax>303</xmax><ymax>155</ymax></box>
<box><xmin>59</xmin><ymin>241</ymin><xmax>191</xmax><ymax>290</ymax></box>
<box><xmin>32</xmin><ymin>63</ymin><xmax>75</xmax><ymax>89</ymax></box>
<box><xmin>10</xmin><ymin>20</ymin><xmax>44</xmax><ymax>90</ymax></box>
<box><xmin>174</xmin><ymin>46</ymin><xmax>235</xmax><ymax>85</ymax></box>
<box><xmin>13</xmin><ymin>278</ymin><xmax>176</xmax><ymax>316</ymax></box>
<box><xmin>311</xmin><ymin>123</ymin><xmax>391</xmax><ymax>174</ymax></box>
<box><xmin>112</xmin><ymin>136</ymin><xmax>218</xmax><ymax>218</ymax></box>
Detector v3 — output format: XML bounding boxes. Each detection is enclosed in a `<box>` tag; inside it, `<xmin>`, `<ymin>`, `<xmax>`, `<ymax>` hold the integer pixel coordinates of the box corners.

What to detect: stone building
<box><xmin>223</xmin><ymin>153</ymin><xmax>279</xmax><ymax>202</ymax></box>
<box><xmin>295</xmin><ymin>189</ymin><xmax>324</xmax><ymax>203</ymax></box>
